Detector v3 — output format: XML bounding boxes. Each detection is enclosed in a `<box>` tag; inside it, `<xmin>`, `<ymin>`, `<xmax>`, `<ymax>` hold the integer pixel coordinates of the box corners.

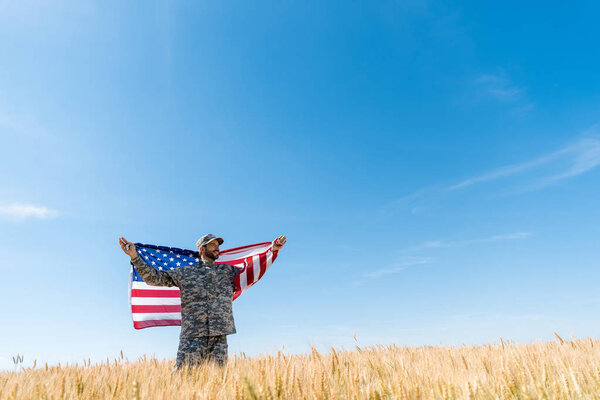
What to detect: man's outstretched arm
<box><xmin>271</xmin><ymin>235</ymin><xmax>287</xmax><ymax>252</ymax></box>
<box><xmin>230</xmin><ymin>235</ymin><xmax>287</xmax><ymax>290</ymax></box>
<box><xmin>119</xmin><ymin>237</ymin><xmax>177</xmax><ymax>287</ymax></box>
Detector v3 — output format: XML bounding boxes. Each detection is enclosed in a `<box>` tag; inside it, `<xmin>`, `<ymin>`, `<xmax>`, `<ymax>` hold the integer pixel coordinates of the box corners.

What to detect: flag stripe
<box><xmin>245</xmin><ymin>256</ymin><xmax>254</xmax><ymax>287</ymax></box>
<box><xmin>131</xmin><ymin>297</ymin><xmax>181</xmax><ymax>305</ymax></box>
<box><xmin>239</xmin><ymin>267</ymin><xmax>247</xmax><ymax>292</ymax></box>
<box><xmin>251</xmin><ymin>255</ymin><xmax>260</xmax><ymax>284</ymax></box>
<box><xmin>133</xmin><ymin>320</ymin><xmax>182</xmax><ymax>329</ymax></box>
<box><xmin>132</xmin><ymin>305</ymin><xmax>181</xmax><ymax>313</ymax></box>
<box><xmin>132</xmin><ymin>312</ymin><xmax>182</xmax><ymax>321</ymax></box>
<box><xmin>131</xmin><ymin>289</ymin><xmax>181</xmax><ymax>298</ymax></box>
<box><xmin>258</xmin><ymin>253</ymin><xmax>267</xmax><ymax>281</ymax></box>
<box><xmin>132</xmin><ymin>282</ymin><xmax>178</xmax><ymax>291</ymax></box>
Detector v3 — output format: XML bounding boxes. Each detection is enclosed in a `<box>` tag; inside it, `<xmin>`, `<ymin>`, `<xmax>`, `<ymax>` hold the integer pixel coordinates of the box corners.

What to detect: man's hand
<box><xmin>272</xmin><ymin>235</ymin><xmax>287</xmax><ymax>251</ymax></box>
<box><xmin>119</xmin><ymin>237</ymin><xmax>138</xmax><ymax>260</ymax></box>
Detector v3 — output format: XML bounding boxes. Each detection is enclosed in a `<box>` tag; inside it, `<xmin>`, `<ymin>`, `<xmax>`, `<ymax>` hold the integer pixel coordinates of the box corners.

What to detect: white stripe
<box><xmin>265</xmin><ymin>250</ymin><xmax>273</xmax><ymax>269</ymax></box>
<box><xmin>239</xmin><ymin>268</ymin><xmax>247</xmax><ymax>292</ymax></box>
<box><xmin>252</xmin><ymin>255</ymin><xmax>261</xmax><ymax>284</ymax></box>
<box><xmin>219</xmin><ymin>243</ymin><xmax>271</xmax><ymax>261</ymax></box>
<box><xmin>132</xmin><ymin>281</ymin><xmax>180</xmax><ymax>291</ymax></box>
<box><xmin>132</xmin><ymin>312</ymin><xmax>181</xmax><ymax>321</ymax></box>
<box><xmin>130</xmin><ymin>297</ymin><xmax>181</xmax><ymax>305</ymax></box>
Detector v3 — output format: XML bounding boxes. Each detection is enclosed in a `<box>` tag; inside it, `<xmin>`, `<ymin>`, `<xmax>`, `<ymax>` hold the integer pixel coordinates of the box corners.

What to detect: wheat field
<box><xmin>3</xmin><ymin>336</ymin><xmax>600</xmax><ymax>399</ymax></box>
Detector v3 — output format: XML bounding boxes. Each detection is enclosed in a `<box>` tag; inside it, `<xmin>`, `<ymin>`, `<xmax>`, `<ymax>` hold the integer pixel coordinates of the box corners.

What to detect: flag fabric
<box><xmin>128</xmin><ymin>242</ymin><xmax>279</xmax><ymax>329</ymax></box>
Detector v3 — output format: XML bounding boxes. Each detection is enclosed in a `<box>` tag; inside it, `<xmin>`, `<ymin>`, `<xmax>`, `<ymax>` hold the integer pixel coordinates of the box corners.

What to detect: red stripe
<box><xmin>214</xmin><ymin>244</ymin><xmax>272</xmax><ymax>265</ymax></box>
<box><xmin>133</xmin><ymin>319</ymin><xmax>181</xmax><ymax>329</ymax></box>
<box><xmin>131</xmin><ymin>305</ymin><xmax>181</xmax><ymax>313</ymax></box>
<box><xmin>215</xmin><ymin>258</ymin><xmax>245</xmax><ymax>266</ymax></box>
<box><xmin>257</xmin><ymin>253</ymin><xmax>266</xmax><ymax>280</ymax></box>
<box><xmin>244</xmin><ymin>256</ymin><xmax>254</xmax><ymax>285</ymax></box>
<box><xmin>131</xmin><ymin>289</ymin><xmax>180</xmax><ymax>298</ymax></box>
<box><xmin>233</xmin><ymin>272</ymin><xmax>242</xmax><ymax>301</ymax></box>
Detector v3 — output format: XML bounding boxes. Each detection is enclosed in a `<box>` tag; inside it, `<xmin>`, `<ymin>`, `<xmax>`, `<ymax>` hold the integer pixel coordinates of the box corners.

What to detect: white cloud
<box><xmin>382</xmin><ymin>131</ymin><xmax>600</xmax><ymax>218</ymax></box>
<box><xmin>541</xmin><ymin>138</ymin><xmax>600</xmax><ymax>184</ymax></box>
<box><xmin>464</xmin><ymin>231</ymin><xmax>532</xmax><ymax>243</ymax></box>
<box><xmin>401</xmin><ymin>232</ymin><xmax>532</xmax><ymax>252</ymax></box>
<box><xmin>449</xmin><ymin>155</ymin><xmax>553</xmax><ymax>190</ymax></box>
<box><xmin>468</xmin><ymin>71</ymin><xmax>535</xmax><ymax>116</ymax></box>
<box><xmin>362</xmin><ymin>257</ymin><xmax>432</xmax><ymax>279</ymax></box>
<box><xmin>450</xmin><ymin>135</ymin><xmax>600</xmax><ymax>191</ymax></box>
<box><xmin>473</xmin><ymin>73</ymin><xmax>525</xmax><ymax>103</ymax></box>
<box><xmin>0</xmin><ymin>203</ymin><xmax>58</xmax><ymax>220</ymax></box>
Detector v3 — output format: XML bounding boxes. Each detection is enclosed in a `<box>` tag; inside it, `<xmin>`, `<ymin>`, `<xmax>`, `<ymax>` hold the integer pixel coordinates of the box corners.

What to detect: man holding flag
<box><xmin>119</xmin><ymin>234</ymin><xmax>287</xmax><ymax>369</ymax></box>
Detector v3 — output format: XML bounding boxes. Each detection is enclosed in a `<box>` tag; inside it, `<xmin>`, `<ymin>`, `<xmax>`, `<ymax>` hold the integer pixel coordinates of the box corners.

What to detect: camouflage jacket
<box><xmin>131</xmin><ymin>255</ymin><xmax>242</xmax><ymax>338</ymax></box>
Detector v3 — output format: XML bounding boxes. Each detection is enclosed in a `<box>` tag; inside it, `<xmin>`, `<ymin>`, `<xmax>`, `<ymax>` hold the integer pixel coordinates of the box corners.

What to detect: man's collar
<box><xmin>200</xmin><ymin>258</ymin><xmax>215</xmax><ymax>267</ymax></box>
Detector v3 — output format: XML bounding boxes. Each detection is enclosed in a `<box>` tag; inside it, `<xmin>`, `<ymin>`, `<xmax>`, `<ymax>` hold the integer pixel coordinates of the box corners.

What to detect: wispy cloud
<box><xmin>469</xmin><ymin>71</ymin><xmax>534</xmax><ymax>115</ymax></box>
<box><xmin>465</xmin><ymin>232</ymin><xmax>532</xmax><ymax>242</ymax></box>
<box><xmin>378</xmin><ymin>184</ymin><xmax>440</xmax><ymax>217</ymax></box>
<box><xmin>0</xmin><ymin>203</ymin><xmax>58</xmax><ymax>220</ymax></box>
<box><xmin>0</xmin><ymin>101</ymin><xmax>50</xmax><ymax>139</ymax></box>
<box><xmin>474</xmin><ymin>74</ymin><xmax>524</xmax><ymax>103</ymax></box>
<box><xmin>401</xmin><ymin>232</ymin><xmax>532</xmax><ymax>252</ymax></box>
<box><xmin>381</xmin><ymin>131</ymin><xmax>600</xmax><ymax>218</ymax></box>
<box><xmin>450</xmin><ymin>135</ymin><xmax>600</xmax><ymax>191</ymax></box>
<box><xmin>362</xmin><ymin>257</ymin><xmax>432</xmax><ymax>279</ymax></box>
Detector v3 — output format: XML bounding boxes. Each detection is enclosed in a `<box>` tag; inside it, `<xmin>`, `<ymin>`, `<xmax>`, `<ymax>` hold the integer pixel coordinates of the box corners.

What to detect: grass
<box><xmin>3</xmin><ymin>335</ymin><xmax>600</xmax><ymax>399</ymax></box>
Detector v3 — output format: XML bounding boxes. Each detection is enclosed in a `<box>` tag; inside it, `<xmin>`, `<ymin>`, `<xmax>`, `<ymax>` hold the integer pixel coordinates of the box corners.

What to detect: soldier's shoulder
<box><xmin>173</xmin><ymin>264</ymin><xmax>195</xmax><ymax>274</ymax></box>
<box><xmin>217</xmin><ymin>263</ymin><xmax>240</xmax><ymax>271</ymax></box>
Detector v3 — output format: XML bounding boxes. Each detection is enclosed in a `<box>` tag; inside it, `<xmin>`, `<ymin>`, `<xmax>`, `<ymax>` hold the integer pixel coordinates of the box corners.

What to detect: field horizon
<box><xmin>3</xmin><ymin>334</ymin><xmax>600</xmax><ymax>399</ymax></box>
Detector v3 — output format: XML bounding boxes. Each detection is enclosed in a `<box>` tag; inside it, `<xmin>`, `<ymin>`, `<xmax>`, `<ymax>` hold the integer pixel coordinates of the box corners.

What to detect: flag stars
<box><xmin>151</xmin><ymin>261</ymin><xmax>156</xmax><ymax>265</ymax></box>
<box><xmin>188</xmin><ymin>262</ymin><xmax>193</xmax><ymax>265</ymax></box>
<box><xmin>158</xmin><ymin>267</ymin><xmax>163</xmax><ymax>270</ymax></box>
<box><xmin>176</xmin><ymin>262</ymin><xmax>181</xmax><ymax>266</ymax></box>
<box><xmin>169</xmin><ymin>258</ymin><xmax>174</xmax><ymax>262</ymax></box>
<box><xmin>176</xmin><ymin>255</ymin><xmax>181</xmax><ymax>258</ymax></box>
<box><xmin>170</xmin><ymin>267</ymin><xmax>174</xmax><ymax>270</ymax></box>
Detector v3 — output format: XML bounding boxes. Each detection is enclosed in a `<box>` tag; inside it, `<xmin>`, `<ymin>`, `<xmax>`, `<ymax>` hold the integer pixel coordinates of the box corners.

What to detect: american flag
<box><xmin>128</xmin><ymin>242</ymin><xmax>279</xmax><ymax>329</ymax></box>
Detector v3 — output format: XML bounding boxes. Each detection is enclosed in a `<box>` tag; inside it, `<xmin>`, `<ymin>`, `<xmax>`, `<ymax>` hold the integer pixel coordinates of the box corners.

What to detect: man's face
<box><xmin>202</xmin><ymin>240</ymin><xmax>220</xmax><ymax>261</ymax></box>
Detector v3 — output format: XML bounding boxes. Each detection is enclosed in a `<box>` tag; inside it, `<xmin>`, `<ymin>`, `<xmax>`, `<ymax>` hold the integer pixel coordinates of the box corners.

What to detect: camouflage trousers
<box><xmin>175</xmin><ymin>335</ymin><xmax>228</xmax><ymax>369</ymax></box>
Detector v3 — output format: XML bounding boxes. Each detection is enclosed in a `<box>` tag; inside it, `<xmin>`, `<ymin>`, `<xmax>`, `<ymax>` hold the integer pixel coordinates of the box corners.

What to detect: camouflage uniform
<box><xmin>176</xmin><ymin>335</ymin><xmax>228</xmax><ymax>366</ymax></box>
<box><xmin>131</xmin><ymin>255</ymin><xmax>242</xmax><ymax>369</ymax></box>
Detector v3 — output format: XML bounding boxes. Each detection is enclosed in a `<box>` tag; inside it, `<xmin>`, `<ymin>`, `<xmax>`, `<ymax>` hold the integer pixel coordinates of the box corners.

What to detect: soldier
<box><xmin>118</xmin><ymin>233</ymin><xmax>287</xmax><ymax>369</ymax></box>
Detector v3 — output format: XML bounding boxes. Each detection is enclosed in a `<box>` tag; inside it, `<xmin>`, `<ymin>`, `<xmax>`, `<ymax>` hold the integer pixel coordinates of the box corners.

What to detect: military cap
<box><xmin>196</xmin><ymin>234</ymin><xmax>224</xmax><ymax>249</ymax></box>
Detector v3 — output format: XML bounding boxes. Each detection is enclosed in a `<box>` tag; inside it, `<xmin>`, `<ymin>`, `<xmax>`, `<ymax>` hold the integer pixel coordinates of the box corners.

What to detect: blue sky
<box><xmin>1</xmin><ymin>0</ymin><xmax>599</xmax><ymax>370</ymax></box>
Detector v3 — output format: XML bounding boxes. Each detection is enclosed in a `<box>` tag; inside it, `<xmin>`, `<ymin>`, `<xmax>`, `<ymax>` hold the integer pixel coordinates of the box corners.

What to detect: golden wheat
<box><xmin>3</xmin><ymin>337</ymin><xmax>600</xmax><ymax>399</ymax></box>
